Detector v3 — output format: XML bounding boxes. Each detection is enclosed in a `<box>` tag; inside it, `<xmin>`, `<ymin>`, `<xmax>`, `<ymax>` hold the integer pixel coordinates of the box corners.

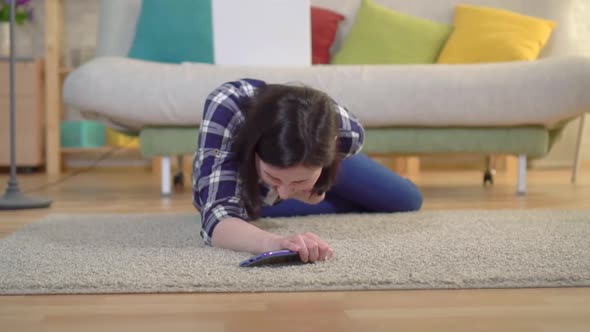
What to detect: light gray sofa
<box><xmin>63</xmin><ymin>0</ymin><xmax>590</xmax><ymax>196</ymax></box>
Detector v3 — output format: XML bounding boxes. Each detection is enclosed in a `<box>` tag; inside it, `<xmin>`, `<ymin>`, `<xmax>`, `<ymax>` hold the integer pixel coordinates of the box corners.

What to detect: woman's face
<box><xmin>255</xmin><ymin>154</ymin><xmax>322</xmax><ymax>200</ymax></box>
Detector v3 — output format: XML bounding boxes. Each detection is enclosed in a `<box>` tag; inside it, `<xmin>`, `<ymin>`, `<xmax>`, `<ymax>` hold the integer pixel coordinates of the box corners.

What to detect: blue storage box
<box><xmin>60</xmin><ymin>121</ymin><xmax>106</xmax><ymax>148</ymax></box>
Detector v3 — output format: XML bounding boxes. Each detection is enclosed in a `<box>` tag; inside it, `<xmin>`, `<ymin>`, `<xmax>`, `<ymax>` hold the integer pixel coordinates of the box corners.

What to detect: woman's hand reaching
<box><xmin>272</xmin><ymin>232</ymin><xmax>333</xmax><ymax>263</ymax></box>
<box><xmin>212</xmin><ymin>219</ymin><xmax>333</xmax><ymax>263</ymax></box>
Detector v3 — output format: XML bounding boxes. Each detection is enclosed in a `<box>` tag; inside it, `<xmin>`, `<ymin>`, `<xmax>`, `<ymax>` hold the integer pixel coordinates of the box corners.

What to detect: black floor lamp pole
<box><xmin>0</xmin><ymin>0</ymin><xmax>51</xmax><ymax>210</ymax></box>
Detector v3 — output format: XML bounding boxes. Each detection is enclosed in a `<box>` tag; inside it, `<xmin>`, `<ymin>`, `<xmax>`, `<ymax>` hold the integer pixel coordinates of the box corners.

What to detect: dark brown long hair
<box><xmin>233</xmin><ymin>83</ymin><xmax>341</xmax><ymax>219</ymax></box>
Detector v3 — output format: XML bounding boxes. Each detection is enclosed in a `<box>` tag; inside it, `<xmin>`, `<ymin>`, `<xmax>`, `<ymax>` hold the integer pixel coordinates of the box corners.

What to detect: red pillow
<box><xmin>311</xmin><ymin>7</ymin><xmax>345</xmax><ymax>64</ymax></box>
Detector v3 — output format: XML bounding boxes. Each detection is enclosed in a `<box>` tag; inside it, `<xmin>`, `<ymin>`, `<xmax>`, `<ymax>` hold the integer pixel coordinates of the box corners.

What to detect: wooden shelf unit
<box><xmin>0</xmin><ymin>58</ymin><xmax>45</xmax><ymax>168</ymax></box>
<box><xmin>44</xmin><ymin>0</ymin><xmax>63</xmax><ymax>174</ymax></box>
<box><xmin>44</xmin><ymin>0</ymin><xmax>137</xmax><ymax>175</ymax></box>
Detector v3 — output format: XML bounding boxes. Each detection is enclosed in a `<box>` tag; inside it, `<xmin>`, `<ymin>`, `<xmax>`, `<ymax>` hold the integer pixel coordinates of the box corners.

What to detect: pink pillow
<box><xmin>311</xmin><ymin>7</ymin><xmax>345</xmax><ymax>64</ymax></box>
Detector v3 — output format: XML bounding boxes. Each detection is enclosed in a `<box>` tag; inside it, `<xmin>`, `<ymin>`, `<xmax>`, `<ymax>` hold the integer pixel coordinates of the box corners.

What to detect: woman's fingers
<box><xmin>283</xmin><ymin>232</ymin><xmax>333</xmax><ymax>263</ymax></box>
<box><xmin>304</xmin><ymin>232</ymin><xmax>332</xmax><ymax>261</ymax></box>
<box><xmin>302</xmin><ymin>235</ymin><xmax>319</xmax><ymax>262</ymax></box>
<box><xmin>282</xmin><ymin>240</ymin><xmax>300</xmax><ymax>253</ymax></box>
<box><xmin>317</xmin><ymin>242</ymin><xmax>331</xmax><ymax>261</ymax></box>
<box><xmin>294</xmin><ymin>235</ymin><xmax>309</xmax><ymax>262</ymax></box>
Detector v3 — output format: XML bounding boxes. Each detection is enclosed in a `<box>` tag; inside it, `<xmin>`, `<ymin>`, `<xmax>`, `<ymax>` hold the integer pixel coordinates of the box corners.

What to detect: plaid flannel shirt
<box><xmin>192</xmin><ymin>79</ymin><xmax>365</xmax><ymax>245</ymax></box>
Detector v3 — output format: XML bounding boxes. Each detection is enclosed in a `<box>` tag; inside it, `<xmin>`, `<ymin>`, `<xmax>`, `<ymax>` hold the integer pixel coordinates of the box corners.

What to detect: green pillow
<box><xmin>331</xmin><ymin>0</ymin><xmax>452</xmax><ymax>64</ymax></box>
<box><xmin>128</xmin><ymin>0</ymin><xmax>214</xmax><ymax>64</ymax></box>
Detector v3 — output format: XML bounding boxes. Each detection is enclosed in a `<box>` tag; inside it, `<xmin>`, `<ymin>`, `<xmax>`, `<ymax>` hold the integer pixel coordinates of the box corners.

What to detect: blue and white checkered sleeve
<box><xmin>335</xmin><ymin>104</ymin><xmax>365</xmax><ymax>158</ymax></box>
<box><xmin>192</xmin><ymin>81</ymin><xmax>257</xmax><ymax>245</ymax></box>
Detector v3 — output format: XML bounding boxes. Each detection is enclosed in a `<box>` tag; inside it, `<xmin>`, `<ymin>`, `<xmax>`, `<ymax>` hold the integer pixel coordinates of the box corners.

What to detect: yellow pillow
<box><xmin>437</xmin><ymin>5</ymin><xmax>556</xmax><ymax>64</ymax></box>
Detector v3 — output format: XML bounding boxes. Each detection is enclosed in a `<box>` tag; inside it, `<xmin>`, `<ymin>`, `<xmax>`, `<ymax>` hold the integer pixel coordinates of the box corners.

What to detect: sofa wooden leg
<box><xmin>517</xmin><ymin>154</ymin><xmax>527</xmax><ymax>196</ymax></box>
<box><xmin>182</xmin><ymin>154</ymin><xmax>193</xmax><ymax>188</ymax></box>
<box><xmin>161</xmin><ymin>156</ymin><xmax>172</xmax><ymax>197</ymax></box>
<box><xmin>406</xmin><ymin>157</ymin><xmax>421</xmax><ymax>177</ymax></box>
<box><xmin>390</xmin><ymin>156</ymin><xmax>420</xmax><ymax>176</ymax></box>
<box><xmin>151</xmin><ymin>157</ymin><xmax>162</xmax><ymax>175</ymax></box>
<box><xmin>504</xmin><ymin>155</ymin><xmax>518</xmax><ymax>178</ymax></box>
<box><xmin>173</xmin><ymin>155</ymin><xmax>184</xmax><ymax>189</ymax></box>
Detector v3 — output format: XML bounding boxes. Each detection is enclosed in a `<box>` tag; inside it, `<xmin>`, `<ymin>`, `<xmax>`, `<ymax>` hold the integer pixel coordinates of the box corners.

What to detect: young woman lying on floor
<box><xmin>193</xmin><ymin>79</ymin><xmax>423</xmax><ymax>263</ymax></box>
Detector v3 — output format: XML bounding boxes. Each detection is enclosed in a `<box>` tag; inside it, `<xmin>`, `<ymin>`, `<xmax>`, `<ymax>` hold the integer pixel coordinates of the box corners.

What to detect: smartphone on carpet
<box><xmin>239</xmin><ymin>249</ymin><xmax>302</xmax><ymax>267</ymax></box>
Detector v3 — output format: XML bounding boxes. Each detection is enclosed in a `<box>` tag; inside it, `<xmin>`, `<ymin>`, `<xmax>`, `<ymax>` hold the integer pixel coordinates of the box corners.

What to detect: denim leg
<box><xmin>330</xmin><ymin>153</ymin><xmax>423</xmax><ymax>212</ymax></box>
<box><xmin>260</xmin><ymin>153</ymin><xmax>422</xmax><ymax>218</ymax></box>
<box><xmin>260</xmin><ymin>191</ymin><xmax>366</xmax><ymax>218</ymax></box>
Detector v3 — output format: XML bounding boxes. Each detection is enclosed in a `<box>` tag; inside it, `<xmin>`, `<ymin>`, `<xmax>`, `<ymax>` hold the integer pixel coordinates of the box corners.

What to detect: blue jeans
<box><xmin>260</xmin><ymin>153</ymin><xmax>423</xmax><ymax>217</ymax></box>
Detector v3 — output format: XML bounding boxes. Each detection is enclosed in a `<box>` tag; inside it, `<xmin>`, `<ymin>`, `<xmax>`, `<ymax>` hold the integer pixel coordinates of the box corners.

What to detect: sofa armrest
<box><xmin>313</xmin><ymin>56</ymin><xmax>590</xmax><ymax>129</ymax></box>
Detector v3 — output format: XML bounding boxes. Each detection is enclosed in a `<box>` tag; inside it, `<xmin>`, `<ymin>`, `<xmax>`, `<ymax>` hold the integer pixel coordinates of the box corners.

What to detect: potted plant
<box><xmin>0</xmin><ymin>0</ymin><xmax>34</xmax><ymax>57</ymax></box>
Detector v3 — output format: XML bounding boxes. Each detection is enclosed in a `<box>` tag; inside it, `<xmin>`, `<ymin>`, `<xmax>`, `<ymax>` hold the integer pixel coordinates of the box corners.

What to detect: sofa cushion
<box><xmin>311</xmin><ymin>0</ymin><xmax>574</xmax><ymax>58</ymax></box>
<box><xmin>331</xmin><ymin>0</ymin><xmax>452</xmax><ymax>64</ymax></box>
<box><xmin>437</xmin><ymin>5</ymin><xmax>556</xmax><ymax>64</ymax></box>
<box><xmin>63</xmin><ymin>56</ymin><xmax>590</xmax><ymax>131</ymax></box>
<box><xmin>127</xmin><ymin>0</ymin><xmax>214</xmax><ymax>64</ymax></box>
<box><xmin>94</xmin><ymin>1</ymin><xmax>575</xmax><ymax>59</ymax></box>
<box><xmin>311</xmin><ymin>7</ymin><xmax>345</xmax><ymax>64</ymax></box>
